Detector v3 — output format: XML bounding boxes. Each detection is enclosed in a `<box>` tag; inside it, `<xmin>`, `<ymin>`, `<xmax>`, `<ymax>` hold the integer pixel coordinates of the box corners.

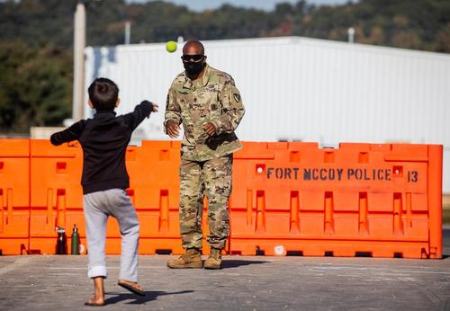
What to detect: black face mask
<box><xmin>184</xmin><ymin>61</ymin><xmax>205</xmax><ymax>77</ymax></box>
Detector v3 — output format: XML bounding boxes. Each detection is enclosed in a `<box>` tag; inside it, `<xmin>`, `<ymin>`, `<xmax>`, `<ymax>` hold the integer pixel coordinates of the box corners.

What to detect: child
<box><xmin>50</xmin><ymin>77</ymin><xmax>158</xmax><ymax>306</ymax></box>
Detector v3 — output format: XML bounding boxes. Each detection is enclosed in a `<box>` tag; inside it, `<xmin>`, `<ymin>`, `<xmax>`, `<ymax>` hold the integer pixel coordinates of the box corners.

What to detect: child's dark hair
<box><xmin>88</xmin><ymin>78</ymin><xmax>119</xmax><ymax>111</ymax></box>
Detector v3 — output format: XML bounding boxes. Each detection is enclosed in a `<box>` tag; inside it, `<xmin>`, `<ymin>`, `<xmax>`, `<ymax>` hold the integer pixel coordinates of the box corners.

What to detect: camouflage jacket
<box><xmin>164</xmin><ymin>64</ymin><xmax>245</xmax><ymax>161</ymax></box>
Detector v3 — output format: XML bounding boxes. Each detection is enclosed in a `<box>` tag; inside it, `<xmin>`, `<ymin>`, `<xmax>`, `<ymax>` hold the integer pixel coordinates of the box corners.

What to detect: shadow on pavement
<box><xmin>222</xmin><ymin>260</ymin><xmax>266</xmax><ymax>269</ymax></box>
<box><xmin>104</xmin><ymin>290</ymin><xmax>194</xmax><ymax>305</ymax></box>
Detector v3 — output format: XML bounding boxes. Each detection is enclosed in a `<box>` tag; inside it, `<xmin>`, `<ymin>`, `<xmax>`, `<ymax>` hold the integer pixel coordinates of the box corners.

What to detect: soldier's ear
<box><xmin>115</xmin><ymin>98</ymin><xmax>120</xmax><ymax>108</ymax></box>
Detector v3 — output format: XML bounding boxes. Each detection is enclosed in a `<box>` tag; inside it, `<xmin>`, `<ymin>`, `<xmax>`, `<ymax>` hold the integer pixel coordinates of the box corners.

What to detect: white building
<box><xmin>84</xmin><ymin>36</ymin><xmax>450</xmax><ymax>192</ymax></box>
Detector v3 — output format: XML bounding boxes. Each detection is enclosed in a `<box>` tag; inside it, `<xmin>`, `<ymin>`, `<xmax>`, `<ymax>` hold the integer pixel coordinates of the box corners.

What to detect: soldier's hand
<box><xmin>151</xmin><ymin>103</ymin><xmax>159</xmax><ymax>112</ymax></box>
<box><xmin>165</xmin><ymin>120</ymin><xmax>180</xmax><ymax>138</ymax></box>
<box><xmin>203</xmin><ymin>122</ymin><xmax>217</xmax><ymax>136</ymax></box>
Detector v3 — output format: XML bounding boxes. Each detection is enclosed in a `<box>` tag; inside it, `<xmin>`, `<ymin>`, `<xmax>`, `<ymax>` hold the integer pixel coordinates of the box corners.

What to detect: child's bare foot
<box><xmin>84</xmin><ymin>294</ymin><xmax>105</xmax><ymax>306</ymax></box>
<box><xmin>118</xmin><ymin>279</ymin><xmax>145</xmax><ymax>296</ymax></box>
<box><xmin>85</xmin><ymin>276</ymin><xmax>106</xmax><ymax>306</ymax></box>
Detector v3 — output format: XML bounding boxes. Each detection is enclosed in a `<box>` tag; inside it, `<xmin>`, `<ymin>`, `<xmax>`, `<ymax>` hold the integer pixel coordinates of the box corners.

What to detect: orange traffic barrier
<box><xmin>97</xmin><ymin>141</ymin><xmax>183</xmax><ymax>254</ymax></box>
<box><xmin>0</xmin><ymin>140</ymin><xmax>443</xmax><ymax>258</ymax></box>
<box><xmin>125</xmin><ymin>140</ymin><xmax>183</xmax><ymax>254</ymax></box>
<box><xmin>229</xmin><ymin>142</ymin><xmax>442</xmax><ymax>258</ymax></box>
<box><xmin>0</xmin><ymin>139</ymin><xmax>30</xmax><ymax>255</ymax></box>
<box><xmin>29</xmin><ymin>140</ymin><xmax>85</xmax><ymax>254</ymax></box>
<box><xmin>27</xmin><ymin>140</ymin><xmax>183</xmax><ymax>255</ymax></box>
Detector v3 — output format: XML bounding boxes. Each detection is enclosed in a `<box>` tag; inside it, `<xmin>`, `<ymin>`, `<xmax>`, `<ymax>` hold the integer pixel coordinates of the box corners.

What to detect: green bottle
<box><xmin>71</xmin><ymin>224</ymin><xmax>80</xmax><ymax>255</ymax></box>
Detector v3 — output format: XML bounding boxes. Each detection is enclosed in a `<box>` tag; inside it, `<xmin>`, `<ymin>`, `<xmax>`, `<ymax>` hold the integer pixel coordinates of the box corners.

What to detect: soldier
<box><xmin>165</xmin><ymin>40</ymin><xmax>245</xmax><ymax>269</ymax></box>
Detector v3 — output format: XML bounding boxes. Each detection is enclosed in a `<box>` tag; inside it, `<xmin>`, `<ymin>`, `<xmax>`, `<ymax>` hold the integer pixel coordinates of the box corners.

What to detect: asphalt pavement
<box><xmin>0</xmin><ymin>228</ymin><xmax>449</xmax><ymax>311</ymax></box>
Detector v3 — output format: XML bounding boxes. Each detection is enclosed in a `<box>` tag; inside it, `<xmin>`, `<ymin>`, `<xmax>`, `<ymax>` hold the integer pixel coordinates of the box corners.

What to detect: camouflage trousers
<box><xmin>179</xmin><ymin>154</ymin><xmax>233</xmax><ymax>250</ymax></box>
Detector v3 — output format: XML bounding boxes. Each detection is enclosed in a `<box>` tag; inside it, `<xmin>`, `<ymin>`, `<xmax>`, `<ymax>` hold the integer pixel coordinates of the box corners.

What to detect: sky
<box><xmin>126</xmin><ymin>0</ymin><xmax>353</xmax><ymax>11</ymax></box>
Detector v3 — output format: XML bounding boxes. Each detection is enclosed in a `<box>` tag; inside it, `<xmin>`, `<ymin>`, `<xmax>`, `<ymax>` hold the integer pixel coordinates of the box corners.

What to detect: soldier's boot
<box><xmin>167</xmin><ymin>248</ymin><xmax>203</xmax><ymax>269</ymax></box>
<box><xmin>204</xmin><ymin>248</ymin><xmax>222</xmax><ymax>270</ymax></box>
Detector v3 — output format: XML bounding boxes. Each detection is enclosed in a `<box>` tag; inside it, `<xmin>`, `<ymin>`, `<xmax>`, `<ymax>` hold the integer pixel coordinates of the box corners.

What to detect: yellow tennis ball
<box><xmin>166</xmin><ymin>41</ymin><xmax>177</xmax><ymax>53</ymax></box>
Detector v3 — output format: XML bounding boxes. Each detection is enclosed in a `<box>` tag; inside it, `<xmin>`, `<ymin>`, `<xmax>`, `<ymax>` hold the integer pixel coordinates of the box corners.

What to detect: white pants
<box><xmin>83</xmin><ymin>189</ymin><xmax>139</xmax><ymax>282</ymax></box>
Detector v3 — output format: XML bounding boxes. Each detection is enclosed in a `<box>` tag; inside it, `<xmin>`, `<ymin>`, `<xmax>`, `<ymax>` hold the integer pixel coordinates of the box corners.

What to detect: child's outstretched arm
<box><xmin>50</xmin><ymin>120</ymin><xmax>86</xmax><ymax>146</ymax></box>
<box><xmin>123</xmin><ymin>100</ymin><xmax>158</xmax><ymax>131</ymax></box>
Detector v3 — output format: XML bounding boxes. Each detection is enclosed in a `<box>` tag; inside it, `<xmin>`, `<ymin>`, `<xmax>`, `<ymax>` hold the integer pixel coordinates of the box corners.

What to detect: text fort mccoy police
<box><xmin>266</xmin><ymin>167</ymin><xmax>419</xmax><ymax>183</ymax></box>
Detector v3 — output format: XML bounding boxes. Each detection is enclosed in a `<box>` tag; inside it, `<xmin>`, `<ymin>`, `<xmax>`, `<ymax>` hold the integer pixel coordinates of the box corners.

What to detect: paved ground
<box><xmin>1</xmin><ymin>228</ymin><xmax>449</xmax><ymax>311</ymax></box>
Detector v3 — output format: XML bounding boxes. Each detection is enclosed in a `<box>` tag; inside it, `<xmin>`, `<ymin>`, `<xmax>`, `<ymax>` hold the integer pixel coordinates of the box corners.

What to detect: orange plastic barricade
<box><xmin>0</xmin><ymin>140</ymin><xmax>30</xmax><ymax>255</ymax></box>
<box><xmin>29</xmin><ymin>140</ymin><xmax>85</xmax><ymax>254</ymax></box>
<box><xmin>228</xmin><ymin>142</ymin><xmax>442</xmax><ymax>258</ymax></box>
<box><xmin>85</xmin><ymin>141</ymin><xmax>182</xmax><ymax>255</ymax></box>
<box><xmin>125</xmin><ymin>140</ymin><xmax>183</xmax><ymax>254</ymax></box>
<box><xmin>28</xmin><ymin>140</ymin><xmax>183</xmax><ymax>255</ymax></box>
<box><xmin>0</xmin><ymin>139</ymin><xmax>443</xmax><ymax>259</ymax></box>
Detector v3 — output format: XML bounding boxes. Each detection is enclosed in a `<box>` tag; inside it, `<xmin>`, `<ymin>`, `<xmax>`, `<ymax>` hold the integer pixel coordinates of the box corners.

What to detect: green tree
<box><xmin>0</xmin><ymin>41</ymin><xmax>72</xmax><ymax>133</ymax></box>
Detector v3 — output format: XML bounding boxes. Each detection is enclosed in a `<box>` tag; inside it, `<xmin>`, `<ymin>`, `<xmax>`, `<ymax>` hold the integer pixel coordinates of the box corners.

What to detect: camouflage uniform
<box><xmin>165</xmin><ymin>64</ymin><xmax>245</xmax><ymax>250</ymax></box>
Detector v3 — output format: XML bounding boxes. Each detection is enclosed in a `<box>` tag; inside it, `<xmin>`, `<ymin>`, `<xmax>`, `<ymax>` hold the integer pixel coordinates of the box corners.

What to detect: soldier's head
<box><xmin>182</xmin><ymin>40</ymin><xmax>207</xmax><ymax>79</ymax></box>
<box><xmin>88</xmin><ymin>77</ymin><xmax>120</xmax><ymax>112</ymax></box>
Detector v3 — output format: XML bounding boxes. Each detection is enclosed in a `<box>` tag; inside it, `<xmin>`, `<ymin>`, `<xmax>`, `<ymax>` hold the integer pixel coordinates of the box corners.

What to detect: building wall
<box><xmin>85</xmin><ymin>36</ymin><xmax>450</xmax><ymax>192</ymax></box>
